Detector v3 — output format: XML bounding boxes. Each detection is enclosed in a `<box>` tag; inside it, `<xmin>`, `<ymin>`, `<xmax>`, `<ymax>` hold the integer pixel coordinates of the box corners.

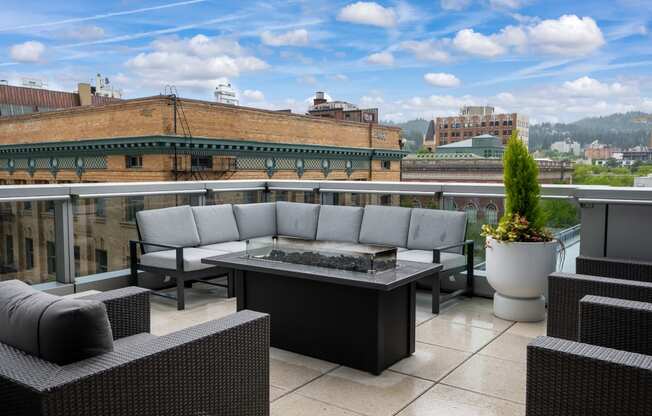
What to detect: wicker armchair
<box><xmin>527</xmin><ymin>295</ymin><xmax>652</xmax><ymax>416</ymax></box>
<box><xmin>0</xmin><ymin>287</ymin><xmax>270</xmax><ymax>416</ymax></box>
<box><xmin>547</xmin><ymin>256</ymin><xmax>652</xmax><ymax>340</ymax></box>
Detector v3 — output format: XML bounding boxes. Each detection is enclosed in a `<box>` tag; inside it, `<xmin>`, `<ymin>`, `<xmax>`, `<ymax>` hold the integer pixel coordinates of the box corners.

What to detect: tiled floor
<box><xmin>151</xmin><ymin>282</ymin><xmax>545</xmax><ymax>416</ymax></box>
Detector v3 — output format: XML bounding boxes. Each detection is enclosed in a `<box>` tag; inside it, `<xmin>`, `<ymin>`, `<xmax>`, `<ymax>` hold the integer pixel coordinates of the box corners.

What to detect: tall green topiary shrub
<box><xmin>482</xmin><ymin>131</ymin><xmax>552</xmax><ymax>242</ymax></box>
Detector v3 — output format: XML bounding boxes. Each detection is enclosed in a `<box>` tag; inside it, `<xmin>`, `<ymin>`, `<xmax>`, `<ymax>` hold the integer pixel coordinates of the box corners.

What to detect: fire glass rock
<box><xmin>263</xmin><ymin>249</ymin><xmax>396</xmax><ymax>273</ymax></box>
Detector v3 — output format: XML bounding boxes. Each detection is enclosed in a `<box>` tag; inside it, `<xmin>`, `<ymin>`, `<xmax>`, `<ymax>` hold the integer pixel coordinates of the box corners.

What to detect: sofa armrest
<box><xmin>576</xmin><ymin>255</ymin><xmax>652</xmax><ymax>283</ymax></box>
<box><xmin>547</xmin><ymin>272</ymin><xmax>652</xmax><ymax>341</ymax></box>
<box><xmin>40</xmin><ymin>310</ymin><xmax>270</xmax><ymax>416</ymax></box>
<box><xmin>579</xmin><ymin>295</ymin><xmax>652</xmax><ymax>356</ymax></box>
<box><xmin>129</xmin><ymin>240</ymin><xmax>185</xmax><ymax>272</ymax></box>
<box><xmin>526</xmin><ymin>336</ymin><xmax>652</xmax><ymax>416</ymax></box>
<box><xmin>432</xmin><ymin>240</ymin><xmax>474</xmax><ymax>262</ymax></box>
<box><xmin>79</xmin><ymin>287</ymin><xmax>151</xmax><ymax>340</ymax></box>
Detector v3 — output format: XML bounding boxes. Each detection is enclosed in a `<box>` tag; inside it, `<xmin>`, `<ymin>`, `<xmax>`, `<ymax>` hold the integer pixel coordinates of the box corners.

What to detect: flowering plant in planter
<box><xmin>481</xmin><ymin>131</ymin><xmax>553</xmax><ymax>243</ymax></box>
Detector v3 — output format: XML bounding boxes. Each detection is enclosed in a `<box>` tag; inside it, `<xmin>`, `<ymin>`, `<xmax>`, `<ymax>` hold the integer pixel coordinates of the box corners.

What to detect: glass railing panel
<box><xmin>73</xmin><ymin>194</ymin><xmax>193</xmax><ymax>276</ymax></box>
<box><xmin>268</xmin><ymin>191</ymin><xmax>317</xmax><ymax>204</ymax></box>
<box><xmin>0</xmin><ymin>201</ymin><xmax>57</xmax><ymax>284</ymax></box>
<box><xmin>207</xmin><ymin>190</ymin><xmax>265</xmax><ymax>205</ymax></box>
<box><xmin>321</xmin><ymin>192</ymin><xmax>439</xmax><ymax>208</ymax></box>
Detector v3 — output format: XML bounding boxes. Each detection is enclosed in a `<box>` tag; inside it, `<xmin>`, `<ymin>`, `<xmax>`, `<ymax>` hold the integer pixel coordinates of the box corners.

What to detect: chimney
<box><xmin>313</xmin><ymin>91</ymin><xmax>327</xmax><ymax>106</ymax></box>
<box><xmin>78</xmin><ymin>83</ymin><xmax>92</xmax><ymax>106</ymax></box>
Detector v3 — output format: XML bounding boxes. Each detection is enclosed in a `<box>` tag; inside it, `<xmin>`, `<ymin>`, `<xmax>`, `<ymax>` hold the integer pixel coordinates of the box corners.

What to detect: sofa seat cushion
<box><xmin>200</xmin><ymin>241</ymin><xmax>247</xmax><ymax>253</ymax></box>
<box><xmin>276</xmin><ymin>201</ymin><xmax>320</xmax><ymax>240</ymax></box>
<box><xmin>359</xmin><ymin>205</ymin><xmax>412</xmax><ymax>248</ymax></box>
<box><xmin>191</xmin><ymin>204</ymin><xmax>240</xmax><ymax>245</ymax></box>
<box><xmin>316</xmin><ymin>205</ymin><xmax>364</xmax><ymax>243</ymax></box>
<box><xmin>140</xmin><ymin>248</ymin><xmax>226</xmax><ymax>272</ymax></box>
<box><xmin>0</xmin><ymin>280</ymin><xmax>114</xmax><ymax>365</ymax></box>
<box><xmin>407</xmin><ymin>208</ymin><xmax>467</xmax><ymax>254</ymax></box>
<box><xmin>398</xmin><ymin>250</ymin><xmax>466</xmax><ymax>271</ymax></box>
<box><xmin>136</xmin><ymin>205</ymin><xmax>201</xmax><ymax>253</ymax></box>
<box><xmin>233</xmin><ymin>203</ymin><xmax>277</xmax><ymax>240</ymax></box>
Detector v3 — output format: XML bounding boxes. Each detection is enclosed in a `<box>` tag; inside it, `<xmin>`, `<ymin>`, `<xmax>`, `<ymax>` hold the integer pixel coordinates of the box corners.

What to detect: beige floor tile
<box><xmin>390</xmin><ymin>342</ymin><xmax>471</xmax><ymax>381</ymax></box>
<box><xmin>270</xmin><ymin>386</ymin><xmax>287</xmax><ymax>402</ymax></box>
<box><xmin>443</xmin><ymin>355</ymin><xmax>527</xmax><ymax>404</ymax></box>
<box><xmin>437</xmin><ymin>302</ymin><xmax>513</xmax><ymax>332</ymax></box>
<box><xmin>506</xmin><ymin>320</ymin><xmax>547</xmax><ymax>338</ymax></box>
<box><xmin>479</xmin><ymin>333</ymin><xmax>533</xmax><ymax>363</ymax></box>
<box><xmin>416</xmin><ymin>318</ymin><xmax>500</xmax><ymax>353</ymax></box>
<box><xmin>151</xmin><ymin>297</ymin><xmax>237</xmax><ymax>335</ymax></box>
<box><xmin>272</xmin><ymin>394</ymin><xmax>363</xmax><ymax>416</ymax></box>
<box><xmin>415</xmin><ymin>291</ymin><xmax>436</xmax><ymax>324</ymax></box>
<box><xmin>397</xmin><ymin>384</ymin><xmax>525</xmax><ymax>416</ymax></box>
<box><xmin>270</xmin><ymin>348</ymin><xmax>338</xmax><ymax>391</ymax></box>
<box><xmin>297</xmin><ymin>367</ymin><xmax>433</xmax><ymax>416</ymax></box>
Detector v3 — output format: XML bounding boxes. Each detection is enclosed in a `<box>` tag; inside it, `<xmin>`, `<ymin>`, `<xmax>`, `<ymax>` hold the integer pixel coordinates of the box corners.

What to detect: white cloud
<box><xmin>66</xmin><ymin>25</ymin><xmax>105</xmax><ymax>40</ymax></box>
<box><xmin>337</xmin><ymin>2</ymin><xmax>397</xmax><ymax>28</ymax></box>
<box><xmin>440</xmin><ymin>0</ymin><xmax>471</xmax><ymax>11</ymax></box>
<box><xmin>424</xmin><ymin>72</ymin><xmax>461</xmax><ymax>87</ymax></box>
<box><xmin>243</xmin><ymin>89</ymin><xmax>265</xmax><ymax>101</ymax></box>
<box><xmin>366</xmin><ymin>51</ymin><xmax>394</xmax><ymax>65</ymax></box>
<box><xmin>261</xmin><ymin>29</ymin><xmax>309</xmax><ymax>47</ymax></box>
<box><xmin>401</xmin><ymin>40</ymin><xmax>450</xmax><ymax>62</ymax></box>
<box><xmin>561</xmin><ymin>76</ymin><xmax>631</xmax><ymax>97</ymax></box>
<box><xmin>125</xmin><ymin>34</ymin><xmax>268</xmax><ymax>92</ymax></box>
<box><xmin>9</xmin><ymin>41</ymin><xmax>45</xmax><ymax>62</ymax></box>
<box><xmin>453</xmin><ymin>29</ymin><xmax>506</xmax><ymax>57</ymax></box>
<box><xmin>527</xmin><ymin>15</ymin><xmax>604</xmax><ymax>56</ymax></box>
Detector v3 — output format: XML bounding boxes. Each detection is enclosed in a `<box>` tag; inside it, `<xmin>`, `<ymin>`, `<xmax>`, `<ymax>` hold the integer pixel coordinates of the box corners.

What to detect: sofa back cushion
<box><xmin>407</xmin><ymin>208</ymin><xmax>467</xmax><ymax>253</ymax></box>
<box><xmin>233</xmin><ymin>202</ymin><xmax>277</xmax><ymax>239</ymax></box>
<box><xmin>191</xmin><ymin>204</ymin><xmax>240</xmax><ymax>245</ymax></box>
<box><xmin>0</xmin><ymin>280</ymin><xmax>114</xmax><ymax>365</ymax></box>
<box><xmin>316</xmin><ymin>205</ymin><xmax>364</xmax><ymax>243</ymax></box>
<box><xmin>136</xmin><ymin>205</ymin><xmax>200</xmax><ymax>253</ymax></box>
<box><xmin>276</xmin><ymin>202</ymin><xmax>320</xmax><ymax>240</ymax></box>
<box><xmin>359</xmin><ymin>205</ymin><xmax>412</xmax><ymax>247</ymax></box>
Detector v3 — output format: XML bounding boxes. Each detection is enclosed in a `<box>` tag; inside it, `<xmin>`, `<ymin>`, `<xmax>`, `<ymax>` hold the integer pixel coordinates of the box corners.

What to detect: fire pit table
<box><xmin>202</xmin><ymin>237</ymin><xmax>441</xmax><ymax>375</ymax></box>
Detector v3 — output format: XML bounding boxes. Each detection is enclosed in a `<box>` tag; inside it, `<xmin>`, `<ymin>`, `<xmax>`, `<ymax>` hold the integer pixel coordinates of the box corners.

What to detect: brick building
<box><xmin>0</xmin><ymin>95</ymin><xmax>403</xmax><ymax>184</ymax></box>
<box><xmin>423</xmin><ymin>106</ymin><xmax>529</xmax><ymax>151</ymax></box>
<box><xmin>307</xmin><ymin>91</ymin><xmax>379</xmax><ymax>124</ymax></box>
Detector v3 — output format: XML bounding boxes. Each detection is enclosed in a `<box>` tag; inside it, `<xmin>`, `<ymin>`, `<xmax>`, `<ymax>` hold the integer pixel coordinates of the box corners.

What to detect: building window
<box><xmin>191</xmin><ymin>155</ymin><xmax>213</xmax><ymax>170</ymax></box>
<box><xmin>381</xmin><ymin>160</ymin><xmax>392</xmax><ymax>170</ymax></box>
<box><xmin>95</xmin><ymin>249</ymin><xmax>108</xmax><ymax>274</ymax></box>
<box><xmin>46</xmin><ymin>241</ymin><xmax>56</xmax><ymax>275</ymax></box>
<box><xmin>23</xmin><ymin>201</ymin><xmax>32</xmax><ymax>211</ymax></box>
<box><xmin>125</xmin><ymin>155</ymin><xmax>143</xmax><ymax>168</ymax></box>
<box><xmin>95</xmin><ymin>198</ymin><xmax>106</xmax><ymax>217</ymax></box>
<box><xmin>125</xmin><ymin>196</ymin><xmax>145</xmax><ymax>223</ymax></box>
<box><xmin>25</xmin><ymin>238</ymin><xmax>34</xmax><ymax>270</ymax></box>
<box><xmin>485</xmin><ymin>204</ymin><xmax>498</xmax><ymax>225</ymax></box>
<box><xmin>464</xmin><ymin>203</ymin><xmax>478</xmax><ymax>224</ymax></box>
<box><xmin>74</xmin><ymin>246</ymin><xmax>81</xmax><ymax>277</ymax></box>
<box><xmin>4</xmin><ymin>235</ymin><xmax>14</xmax><ymax>266</ymax></box>
<box><xmin>380</xmin><ymin>194</ymin><xmax>391</xmax><ymax>205</ymax></box>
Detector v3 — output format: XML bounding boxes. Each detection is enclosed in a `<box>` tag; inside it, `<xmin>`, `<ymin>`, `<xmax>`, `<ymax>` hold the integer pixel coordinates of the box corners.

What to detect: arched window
<box><xmin>485</xmin><ymin>204</ymin><xmax>498</xmax><ymax>225</ymax></box>
<box><xmin>464</xmin><ymin>203</ymin><xmax>478</xmax><ymax>224</ymax></box>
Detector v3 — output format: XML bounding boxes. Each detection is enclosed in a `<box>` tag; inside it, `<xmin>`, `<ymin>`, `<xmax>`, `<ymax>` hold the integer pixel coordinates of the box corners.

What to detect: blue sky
<box><xmin>1</xmin><ymin>0</ymin><xmax>651</xmax><ymax>123</ymax></box>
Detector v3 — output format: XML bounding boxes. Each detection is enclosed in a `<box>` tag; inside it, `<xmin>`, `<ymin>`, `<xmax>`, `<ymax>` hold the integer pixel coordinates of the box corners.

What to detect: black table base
<box><xmin>235</xmin><ymin>270</ymin><xmax>416</xmax><ymax>375</ymax></box>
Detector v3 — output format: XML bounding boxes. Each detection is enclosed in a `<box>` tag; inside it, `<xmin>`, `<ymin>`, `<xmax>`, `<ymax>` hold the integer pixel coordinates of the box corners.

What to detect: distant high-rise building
<box><xmin>424</xmin><ymin>106</ymin><xmax>529</xmax><ymax>151</ymax></box>
<box><xmin>584</xmin><ymin>140</ymin><xmax>617</xmax><ymax>160</ymax></box>
<box><xmin>214</xmin><ymin>83</ymin><xmax>239</xmax><ymax>105</ymax></box>
<box><xmin>308</xmin><ymin>91</ymin><xmax>378</xmax><ymax>124</ymax></box>
<box><xmin>551</xmin><ymin>139</ymin><xmax>581</xmax><ymax>156</ymax></box>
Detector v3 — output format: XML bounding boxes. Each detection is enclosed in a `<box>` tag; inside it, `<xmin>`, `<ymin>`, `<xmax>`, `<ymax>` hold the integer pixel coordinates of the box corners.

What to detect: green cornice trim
<box><xmin>0</xmin><ymin>135</ymin><xmax>408</xmax><ymax>160</ymax></box>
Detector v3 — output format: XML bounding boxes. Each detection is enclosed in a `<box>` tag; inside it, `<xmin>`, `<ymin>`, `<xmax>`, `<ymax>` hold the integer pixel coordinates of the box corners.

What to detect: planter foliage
<box><xmin>482</xmin><ymin>131</ymin><xmax>553</xmax><ymax>243</ymax></box>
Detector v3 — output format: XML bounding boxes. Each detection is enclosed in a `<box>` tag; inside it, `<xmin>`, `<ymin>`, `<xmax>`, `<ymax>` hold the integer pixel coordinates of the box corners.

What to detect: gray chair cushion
<box><xmin>276</xmin><ymin>201</ymin><xmax>320</xmax><ymax>240</ymax></box>
<box><xmin>140</xmin><ymin>248</ymin><xmax>227</xmax><ymax>271</ymax></box>
<box><xmin>233</xmin><ymin>203</ymin><xmax>277</xmax><ymax>240</ymax></box>
<box><xmin>407</xmin><ymin>208</ymin><xmax>467</xmax><ymax>254</ymax></box>
<box><xmin>316</xmin><ymin>205</ymin><xmax>364</xmax><ymax>243</ymax></box>
<box><xmin>397</xmin><ymin>250</ymin><xmax>466</xmax><ymax>271</ymax></box>
<box><xmin>200</xmin><ymin>241</ymin><xmax>247</xmax><ymax>253</ymax></box>
<box><xmin>191</xmin><ymin>204</ymin><xmax>240</xmax><ymax>245</ymax></box>
<box><xmin>359</xmin><ymin>205</ymin><xmax>412</xmax><ymax>247</ymax></box>
<box><xmin>0</xmin><ymin>280</ymin><xmax>113</xmax><ymax>365</ymax></box>
<box><xmin>136</xmin><ymin>205</ymin><xmax>201</xmax><ymax>253</ymax></box>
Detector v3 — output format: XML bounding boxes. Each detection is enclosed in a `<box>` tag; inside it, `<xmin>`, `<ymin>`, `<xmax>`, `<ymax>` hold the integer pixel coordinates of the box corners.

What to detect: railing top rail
<box><xmin>1</xmin><ymin>179</ymin><xmax>652</xmax><ymax>203</ymax></box>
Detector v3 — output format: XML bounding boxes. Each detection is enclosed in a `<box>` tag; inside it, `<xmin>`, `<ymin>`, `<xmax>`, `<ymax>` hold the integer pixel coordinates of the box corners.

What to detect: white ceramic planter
<box><xmin>485</xmin><ymin>237</ymin><xmax>558</xmax><ymax>322</ymax></box>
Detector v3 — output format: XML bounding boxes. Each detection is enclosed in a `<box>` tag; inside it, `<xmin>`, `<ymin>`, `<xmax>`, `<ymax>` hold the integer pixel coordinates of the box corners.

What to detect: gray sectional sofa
<box><xmin>131</xmin><ymin>201</ymin><xmax>473</xmax><ymax>311</ymax></box>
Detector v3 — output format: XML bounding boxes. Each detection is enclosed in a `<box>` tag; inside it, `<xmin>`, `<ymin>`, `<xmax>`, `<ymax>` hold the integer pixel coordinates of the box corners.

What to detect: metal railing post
<box><xmin>54</xmin><ymin>198</ymin><xmax>75</xmax><ymax>284</ymax></box>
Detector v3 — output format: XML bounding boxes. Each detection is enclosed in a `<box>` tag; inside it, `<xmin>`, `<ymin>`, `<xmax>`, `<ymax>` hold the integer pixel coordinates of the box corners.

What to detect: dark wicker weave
<box><xmin>547</xmin><ymin>272</ymin><xmax>652</xmax><ymax>340</ymax></box>
<box><xmin>80</xmin><ymin>287</ymin><xmax>151</xmax><ymax>340</ymax></box>
<box><xmin>0</xmin><ymin>288</ymin><xmax>270</xmax><ymax>416</ymax></box>
<box><xmin>576</xmin><ymin>255</ymin><xmax>652</xmax><ymax>282</ymax></box>
<box><xmin>526</xmin><ymin>336</ymin><xmax>652</xmax><ymax>416</ymax></box>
